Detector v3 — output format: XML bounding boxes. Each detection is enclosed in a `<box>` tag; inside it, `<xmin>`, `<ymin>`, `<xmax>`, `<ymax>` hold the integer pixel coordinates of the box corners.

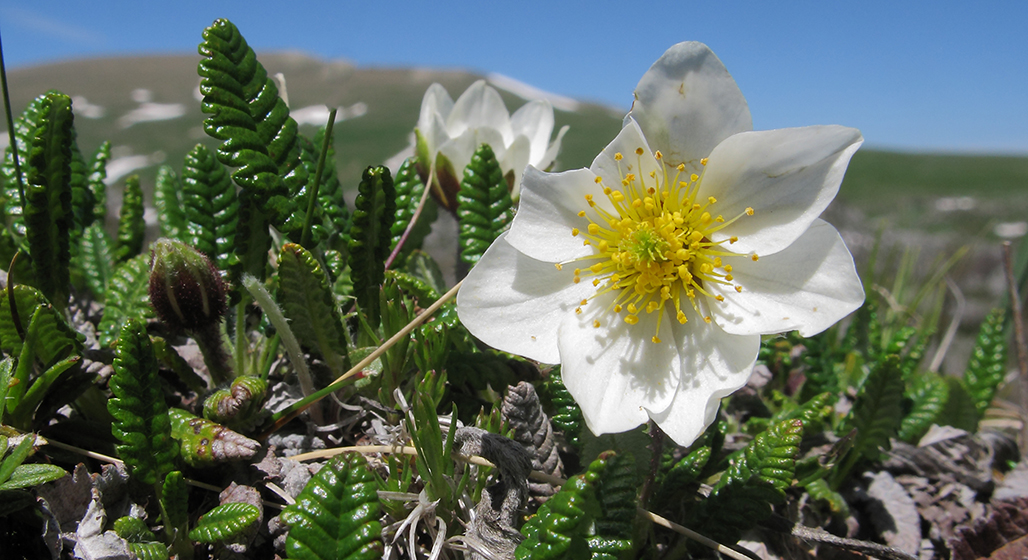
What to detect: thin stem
<box><xmin>0</xmin><ymin>27</ymin><xmax>26</xmax><ymax>211</ymax></box>
<box><xmin>235</xmin><ymin>294</ymin><xmax>248</xmax><ymax>377</ymax></box>
<box><xmin>300</xmin><ymin>108</ymin><xmax>337</xmax><ymax>248</ymax></box>
<box><xmin>259</xmin><ymin>280</ymin><xmax>462</xmax><ymax>439</ymax></box>
<box><xmin>290</xmin><ymin>444</ymin><xmax>567</xmax><ymax>486</ymax></box>
<box><xmin>384</xmin><ymin>160</ymin><xmax>435</xmax><ymax>270</ymax></box>
<box><xmin>241</xmin><ymin>274</ymin><xmax>316</xmax><ymax>400</ymax></box>
<box><xmin>193</xmin><ymin>323</ymin><xmax>234</xmax><ymax>385</ymax></box>
<box><xmin>1002</xmin><ymin>241</ymin><xmax>1028</xmax><ymax>452</ymax></box>
<box><xmin>639</xmin><ymin>508</ymin><xmax>758</xmax><ymax>560</ymax></box>
<box><xmin>639</xmin><ymin>420</ymin><xmax>664</xmax><ymax>509</ymax></box>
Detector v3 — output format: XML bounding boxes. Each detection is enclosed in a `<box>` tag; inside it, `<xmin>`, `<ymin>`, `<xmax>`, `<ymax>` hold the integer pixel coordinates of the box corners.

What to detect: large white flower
<box><xmin>456</xmin><ymin>42</ymin><xmax>865</xmax><ymax>447</ymax></box>
<box><xmin>415</xmin><ymin>79</ymin><xmax>568</xmax><ymax>210</ymax></box>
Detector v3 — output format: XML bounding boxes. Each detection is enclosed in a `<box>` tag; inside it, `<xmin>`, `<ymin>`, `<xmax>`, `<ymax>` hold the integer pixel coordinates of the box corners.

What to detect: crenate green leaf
<box><xmin>154</xmin><ymin>165</ymin><xmax>186</xmax><ymax>241</ymax></box>
<box><xmin>347</xmin><ymin>165</ymin><xmax>395</xmax><ymax>329</ymax></box>
<box><xmin>281</xmin><ymin>453</ymin><xmax>383</xmax><ymax>560</ymax></box>
<box><xmin>182</xmin><ymin>143</ymin><xmax>238</xmax><ymax>271</ymax></box>
<box><xmin>97</xmin><ymin>254</ymin><xmax>153</xmax><ymax>347</ymax></box>
<box><xmin>456</xmin><ymin>143</ymin><xmax>513</xmax><ymax>265</ymax></box>
<box><xmin>24</xmin><ymin>90</ymin><xmax>75</xmax><ymax>309</ymax></box>
<box><xmin>74</xmin><ymin>223</ymin><xmax>113</xmax><ymax>300</ymax></box>
<box><xmin>188</xmin><ymin>502</ymin><xmax>260</xmax><ymax>544</ymax></box>
<box><xmin>108</xmin><ymin>319</ymin><xmax>177</xmax><ymax>485</ymax></box>
<box><xmin>112</xmin><ymin>174</ymin><xmax>145</xmax><ymax>264</ymax></box>
<box><xmin>963</xmin><ymin>308</ymin><xmax>1008</xmax><ymax>421</ymax></box>
<box><xmin>390</xmin><ymin>157</ymin><xmax>436</xmax><ymax>258</ymax></box>
<box><xmin>0</xmin><ymin>463</ymin><xmax>66</xmax><ymax>491</ymax></box>
<box><xmin>277</xmin><ymin>243</ymin><xmax>349</xmax><ymax>374</ymax></box>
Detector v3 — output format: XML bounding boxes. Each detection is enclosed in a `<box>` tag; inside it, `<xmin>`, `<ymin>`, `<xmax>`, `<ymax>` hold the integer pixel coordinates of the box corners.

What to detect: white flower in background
<box><xmin>457</xmin><ymin>42</ymin><xmax>865</xmax><ymax>447</ymax></box>
<box><xmin>415</xmin><ymin>79</ymin><xmax>568</xmax><ymax>210</ymax></box>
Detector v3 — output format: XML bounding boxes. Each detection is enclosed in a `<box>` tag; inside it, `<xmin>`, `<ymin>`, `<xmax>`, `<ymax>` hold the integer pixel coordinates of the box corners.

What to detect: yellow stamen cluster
<box><xmin>565</xmin><ymin>149</ymin><xmax>755</xmax><ymax>343</ymax></box>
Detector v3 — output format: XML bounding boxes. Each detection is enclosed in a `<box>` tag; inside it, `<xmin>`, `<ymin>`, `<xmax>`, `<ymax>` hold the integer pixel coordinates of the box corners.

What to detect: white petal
<box><xmin>437</xmin><ymin>127</ymin><xmax>507</xmax><ymax>184</ymax></box>
<box><xmin>628</xmin><ymin>42</ymin><xmax>752</xmax><ymax>173</ymax></box>
<box><xmin>507</xmin><ymin>166</ymin><xmax>599</xmax><ymax>262</ymax></box>
<box><xmin>417</xmin><ymin>83</ymin><xmax>454</xmax><ymax>139</ymax></box>
<box><xmin>446</xmin><ymin>80</ymin><xmax>512</xmax><ymax>142</ymax></box>
<box><xmin>559</xmin><ymin>302</ymin><xmax>680</xmax><ymax>435</ymax></box>
<box><xmin>457</xmin><ymin>234</ymin><xmax>595</xmax><ymax>364</ymax></box>
<box><xmin>700</xmin><ymin>125</ymin><xmax>863</xmax><ymax>256</ymax></box>
<box><xmin>540</xmin><ymin>124</ymin><xmax>570</xmax><ymax>170</ymax></box>
<box><xmin>648</xmin><ymin>313</ymin><xmax>759</xmax><ymax>447</ymax></box>
<box><xmin>710</xmin><ymin>219</ymin><xmax>864</xmax><ymax>337</ymax></box>
<box><xmin>500</xmin><ymin>135</ymin><xmax>531</xmax><ymax>201</ymax></box>
<box><xmin>510</xmin><ymin>100</ymin><xmax>555</xmax><ymax>165</ymax></box>
<box><xmin>416</xmin><ymin>111</ymin><xmax>451</xmax><ymax>168</ymax></box>
<box><xmin>590</xmin><ymin>120</ymin><xmax>662</xmax><ymax>191</ymax></box>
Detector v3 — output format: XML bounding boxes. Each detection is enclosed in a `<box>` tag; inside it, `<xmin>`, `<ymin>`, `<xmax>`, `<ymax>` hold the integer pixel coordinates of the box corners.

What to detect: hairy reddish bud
<box><xmin>148</xmin><ymin>238</ymin><xmax>227</xmax><ymax>331</ymax></box>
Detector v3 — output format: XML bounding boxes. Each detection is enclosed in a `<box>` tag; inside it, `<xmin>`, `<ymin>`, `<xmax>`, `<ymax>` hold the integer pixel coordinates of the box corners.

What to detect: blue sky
<box><xmin>2</xmin><ymin>1</ymin><xmax>1025</xmax><ymax>154</ymax></box>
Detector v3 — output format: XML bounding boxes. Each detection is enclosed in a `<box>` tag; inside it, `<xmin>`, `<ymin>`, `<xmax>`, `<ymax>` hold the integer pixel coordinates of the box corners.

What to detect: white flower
<box><xmin>456</xmin><ymin>42</ymin><xmax>865</xmax><ymax>447</ymax></box>
<box><xmin>415</xmin><ymin>79</ymin><xmax>568</xmax><ymax>210</ymax></box>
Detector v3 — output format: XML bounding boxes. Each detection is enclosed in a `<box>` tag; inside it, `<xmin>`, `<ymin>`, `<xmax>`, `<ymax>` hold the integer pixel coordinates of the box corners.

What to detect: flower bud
<box><xmin>148</xmin><ymin>238</ymin><xmax>227</xmax><ymax>331</ymax></box>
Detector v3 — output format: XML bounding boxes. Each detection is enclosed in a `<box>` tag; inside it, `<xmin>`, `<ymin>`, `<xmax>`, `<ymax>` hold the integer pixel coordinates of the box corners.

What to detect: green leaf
<box><xmin>108</xmin><ymin>319</ymin><xmax>177</xmax><ymax>485</ymax></box>
<box><xmin>202</xmin><ymin>375</ymin><xmax>267</xmax><ymax>429</ymax></box>
<box><xmin>939</xmin><ymin>375</ymin><xmax>979</xmax><ymax>432</ymax></box>
<box><xmin>161</xmin><ymin>471</ymin><xmax>189</xmax><ymax>555</ymax></box>
<box><xmin>114</xmin><ymin>515</ymin><xmax>158</xmax><ymax>543</ymax></box>
<box><xmin>181</xmin><ymin>143</ymin><xmax>238</xmax><ymax>272</ymax></box>
<box><xmin>86</xmin><ymin>141</ymin><xmax>110</xmax><ymax>226</ymax></box>
<box><xmin>0</xmin><ymin>463</ymin><xmax>66</xmax><ymax>491</ymax></box>
<box><xmin>281</xmin><ymin>453</ymin><xmax>383</xmax><ymax>560</ymax></box>
<box><xmin>0</xmin><ymin>358</ymin><xmax>13</xmax><ymax>415</ymax></box>
<box><xmin>390</xmin><ymin>157</ymin><xmax>436</xmax><ymax>257</ymax></box>
<box><xmin>0</xmin><ymin>284</ymin><xmax>81</xmax><ymax>366</ymax></box>
<box><xmin>832</xmin><ymin>355</ymin><xmax>905</xmax><ymax>487</ymax></box>
<box><xmin>804</xmin><ymin>478</ymin><xmax>850</xmax><ymax>516</ymax></box>
<box><xmin>0</xmin><ymin>435</ymin><xmax>35</xmax><ymax>485</ymax></box>
<box><xmin>24</xmin><ymin>90</ymin><xmax>74</xmax><ymax>309</ymax></box>
<box><xmin>347</xmin><ymin>165</ymin><xmax>395</xmax><ymax>329</ymax></box>
<box><xmin>963</xmin><ymin>308</ymin><xmax>1007</xmax><ymax>420</ymax></box>
<box><xmin>154</xmin><ymin>165</ymin><xmax>186</xmax><ymax>241</ymax></box>
<box><xmin>112</xmin><ymin>175</ymin><xmax>145</xmax><ymax>264</ymax></box>
<box><xmin>198</xmin><ymin>18</ymin><xmax>305</xmax><ymax>239</ymax></box>
<box><xmin>277</xmin><ymin>243</ymin><xmax>349</xmax><ymax>374</ymax></box>
<box><xmin>74</xmin><ymin>223</ymin><xmax>113</xmax><ymax>300</ymax></box>
<box><xmin>189</xmin><ymin>502</ymin><xmax>260</xmax><ymax>544</ymax></box>
<box><xmin>517</xmin><ymin>455</ymin><xmax>603</xmax><ymax>560</ymax></box>
<box><xmin>898</xmin><ymin>371</ymin><xmax>949</xmax><ymax>443</ymax></box>
<box><xmin>456</xmin><ymin>144</ymin><xmax>513</xmax><ymax>265</ymax></box>
<box><xmin>589</xmin><ymin>452</ymin><xmax>637</xmax><ymax>560</ymax></box>
<box><xmin>97</xmin><ymin>254</ymin><xmax>153</xmax><ymax>347</ymax></box>
<box><xmin>539</xmin><ymin>368</ymin><xmax>584</xmax><ymax>451</ymax></box>
<box><xmin>168</xmin><ymin>408</ymin><xmax>259</xmax><ymax>467</ymax></box>
<box><xmin>311</xmin><ymin>127</ymin><xmax>350</xmax><ymax>251</ymax></box>
<box><xmin>67</xmin><ymin>133</ymin><xmax>91</xmax><ymax>235</ymax></box>
<box><xmin>2</xmin><ymin>93</ymin><xmax>51</xmax><ymax>239</ymax></box>
<box><xmin>8</xmin><ymin>354</ymin><xmax>80</xmax><ymax>429</ymax></box>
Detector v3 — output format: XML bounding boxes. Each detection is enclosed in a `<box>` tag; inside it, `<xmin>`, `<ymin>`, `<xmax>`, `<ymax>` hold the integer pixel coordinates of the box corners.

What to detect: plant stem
<box><xmin>193</xmin><ymin>323</ymin><xmax>234</xmax><ymax>386</ymax></box>
<box><xmin>300</xmin><ymin>108</ymin><xmax>337</xmax><ymax>248</ymax></box>
<box><xmin>1002</xmin><ymin>241</ymin><xmax>1028</xmax><ymax>452</ymax></box>
<box><xmin>384</xmin><ymin>160</ymin><xmax>435</xmax><ymax>270</ymax></box>
<box><xmin>259</xmin><ymin>280</ymin><xmax>462</xmax><ymax>439</ymax></box>
<box><xmin>0</xmin><ymin>28</ymin><xmax>26</xmax><ymax>211</ymax></box>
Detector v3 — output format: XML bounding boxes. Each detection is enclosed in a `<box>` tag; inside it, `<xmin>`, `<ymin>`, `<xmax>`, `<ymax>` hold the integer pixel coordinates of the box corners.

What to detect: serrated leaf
<box><xmin>591</xmin><ymin>452</ymin><xmax>637</xmax><ymax>558</ymax></box>
<box><xmin>154</xmin><ymin>165</ymin><xmax>186</xmax><ymax>240</ymax></box>
<box><xmin>108</xmin><ymin>319</ymin><xmax>177</xmax><ymax>485</ymax></box>
<box><xmin>180</xmin><ymin>143</ymin><xmax>238</xmax><ymax>272</ymax></box>
<box><xmin>898</xmin><ymin>371</ymin><xmax>949</xmax><ymax>443</ymax></box>
<box><xmin>112</xmin><ymin>174</ymin><xmax>144</xmax><ymax>264</ymax></box>
<box><xmin>114</xmin><ymin>515</ymin><xmax>157</xmax><ymax>543</ymax></box>
<box><xmin>24</xmin><ymin>91</ymin><xmax>74</xmax><ymax>309</ymax></box>
<box><xmin>456</xmin><ymin>144</ymin><xmax>513</xmax><ymax>265</ymax></box>
<box><xmin>517</xmin><ymin>455</ymin><xmax>603</xmax><ymax>560</ymax></box>
<box><xmin>347</xmin><ymin>165</ymin><xmax>395</xmax><ymax>329</ymax></box>
<box><xmin>74</xmin><ymin>222</ymin><xmax>113</xmax><ymax>300</ymax></box>
<box><xmin>168</xmin><ymin>408</ymin><xmax>259</xmax><ymax>467</ymax></box>
<box><xmin>68</xmin><ymin>133</ymin><xmax>91</xmax><ymax>235</ymax></box>
<box><xmin>202</xmin><ymin>375</ymin><xmax>266</xmax><ymax>429</ymax></box>
<box><xmin>162</xmin><ymin>470</ymin><xmax>189</xmax><ymax>554</ymax></box>
<box><xmin>843</xmin><ymin>355</ymin><xmax>905</xmax><ymax>459</ymax></box>
<box><xmin>198</xmin><ymin>18</ymin><xmax>306</xmax><ymax>239</ymax></box>
<box><xmin>277</xmin><ymin>243</ymin><xmax>349</xmax><ymax>374</ymax></box>
<box><xmin>2</xmin><ymin>93</ymin><xmax>51</xmax><ymax>239</ymax></box>
<box><xmin>86</xmin><ymin>141</ymin><xmax>110</xmax><ymax>225</ymax></box>
<box><xmin>281</xmin><ymin>453</ymin><xmax>383</xmax><ymax>560</ymax></box>
<box><xmin>390</xmin><ymin>157</ymin><xmax>436</xmax><ymax>257</ymax></box>
<box><xmin>0</xmin><ymin>284</ymin><xmax>81</xmax><ymax>366</ymax></box>
<box><xmin>97</xmin><ymin>254</ymin><xmax>153</xmax><ymax>347</ymax></box>
<box><xmin>963</xmin><ymin>308</ymin><xmax>1007</xmax><ymax>420</ymax></box>
<box><xmin>189</xmin><ymin>502</ymin><xmax>260</xmax><ymax>544</ymax></box>
<box><xmin>126</xmin><ymin>542</ymin><xmax>169</xmax><ymax>560</ymax></box>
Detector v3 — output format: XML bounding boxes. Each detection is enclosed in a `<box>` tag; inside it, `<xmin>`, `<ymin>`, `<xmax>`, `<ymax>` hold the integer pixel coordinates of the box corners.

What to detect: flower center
<box><xmin>561</xmin><ymin>148</ymin><xmax>756</xmax><ymax>343</ymax></box>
